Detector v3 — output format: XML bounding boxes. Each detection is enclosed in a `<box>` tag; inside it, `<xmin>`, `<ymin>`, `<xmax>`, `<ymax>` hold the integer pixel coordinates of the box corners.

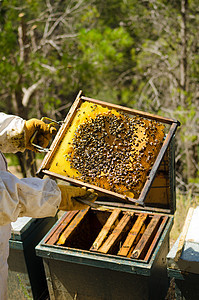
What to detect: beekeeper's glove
<box><xmin>58</xmin><ymin>184</ymin><xmax>98</xmax><ymax>211</ymax></box>
<box><xmin>24</xmin><ymin>118</ymin><xmax>56</xmax><ymax>152</ymax></box>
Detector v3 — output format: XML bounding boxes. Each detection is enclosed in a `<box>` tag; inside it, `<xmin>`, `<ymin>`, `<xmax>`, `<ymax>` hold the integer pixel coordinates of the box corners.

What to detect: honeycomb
<box><xmin>49</xmin><ymin>101</ymin><xmax>165</xmax><ymax>199</ymax></box>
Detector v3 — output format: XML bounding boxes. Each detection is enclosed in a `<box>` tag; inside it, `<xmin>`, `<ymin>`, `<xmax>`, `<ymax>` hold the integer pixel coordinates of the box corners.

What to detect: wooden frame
<box><xmin>44</xmin><ymin>208</ymin><xmax>169</xmax><ymax>263</ymax></box>
<box><xmin>37</xmin><ymin>90</ymin><xmax>180</xmax><ymax>207</ymax></box>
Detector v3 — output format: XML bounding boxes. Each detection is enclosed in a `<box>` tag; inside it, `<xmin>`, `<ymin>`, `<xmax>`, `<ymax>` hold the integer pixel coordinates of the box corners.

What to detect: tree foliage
<box><xmin>0</xmin><ymin>0</ymin><xmax>198</xmax><ymax>194</ymax></box>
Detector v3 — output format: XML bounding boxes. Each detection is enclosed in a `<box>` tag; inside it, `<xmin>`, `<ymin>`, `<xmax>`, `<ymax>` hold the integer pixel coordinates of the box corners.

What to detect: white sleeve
<box><xmin>0</xmin><ymin>113</ymin><xmax>25</xmax><ymax>153</ymax></box>
<box><xmin>0</xmin><ymin>171</ymin><xmax>61</xmax><ymax>226</ymax></box>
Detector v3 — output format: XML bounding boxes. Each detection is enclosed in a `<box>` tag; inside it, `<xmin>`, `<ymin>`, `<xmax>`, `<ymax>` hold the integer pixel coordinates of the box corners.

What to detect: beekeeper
<box><xmin>0</xmin><ymin>112</ymin><xmax>97</xmax><ymax>299</ymax></box>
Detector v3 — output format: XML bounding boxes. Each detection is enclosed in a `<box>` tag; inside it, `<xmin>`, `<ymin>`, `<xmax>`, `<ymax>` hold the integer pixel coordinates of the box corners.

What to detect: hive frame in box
<box><xmin>37</xmin><ymin>90</ymin><xmax>180</xmax><ymax>208</ymax></box>
<box><xmin>40</xmin><ymin>208</ymin><xmax>170</xmax><ymax>263</ymax></box>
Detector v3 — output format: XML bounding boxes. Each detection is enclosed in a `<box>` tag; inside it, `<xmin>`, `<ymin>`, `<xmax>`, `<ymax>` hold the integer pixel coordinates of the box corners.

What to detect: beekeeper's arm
<box><xmin>0</xmin><ymin>112</ymin><xmax>56</xmax><ymax>153</ymax></box>
<box><xmin>0</xmin><ymin>171</ymin><xmax>61</xmax><ymax>226</ymax></box>
<box><xmin>0</xmin><ymin>113</ymin><xmax>26</xmax><ymax>153</ymax></box>
<box><xmin>0</xmin><ymin>113</ymin><xmax>97</xmax><ymax>226</ymax></box>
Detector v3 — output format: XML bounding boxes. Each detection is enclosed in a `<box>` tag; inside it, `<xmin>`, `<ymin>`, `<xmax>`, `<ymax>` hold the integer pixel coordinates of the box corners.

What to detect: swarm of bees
<box><xmin>62</xmin><ymin>104</ymin><xmax>165</xmax><ymax>199</ymax></box>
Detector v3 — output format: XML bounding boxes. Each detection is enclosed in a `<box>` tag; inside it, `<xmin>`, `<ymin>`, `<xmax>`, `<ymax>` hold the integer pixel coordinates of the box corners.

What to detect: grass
<box><xmin>17</xmin><ymin>274</ymin><xmax>32</xmax><ymax>299</ymax></box>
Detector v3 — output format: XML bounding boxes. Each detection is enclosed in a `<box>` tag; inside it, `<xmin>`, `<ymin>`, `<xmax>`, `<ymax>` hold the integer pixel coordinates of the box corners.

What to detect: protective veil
<box><xmin>0</xmin><ymin>113</ymin><xmax>61</xmax><ymax>299</ymax></box>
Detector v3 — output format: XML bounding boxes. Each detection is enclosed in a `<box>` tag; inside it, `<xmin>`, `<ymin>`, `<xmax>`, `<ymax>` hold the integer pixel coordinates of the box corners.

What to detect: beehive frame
<box><xmin>43</xmin><ymin>208</ymin><xmax>169</xmax><ymax>263</ymax></box>
<box><xmin>37</xmin><ymin>91</ymin><xmax>180</xmax><ymax>207</ymax></box>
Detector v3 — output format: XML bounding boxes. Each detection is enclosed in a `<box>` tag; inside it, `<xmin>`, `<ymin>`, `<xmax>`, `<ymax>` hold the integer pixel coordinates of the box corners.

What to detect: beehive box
<box><xmin>167</xmin><ymin>206</ymin><xmax>199</xmax><ymax>300</ymax></box>
<box><xmin>8</xmin><ymin>216</ymin><xmax>57</xmax><ymax>300</ymax></box>
<box><xmin>36</xmin><ymin>91</ymin><xmax>180</xmax><ymax>300</ymax></box>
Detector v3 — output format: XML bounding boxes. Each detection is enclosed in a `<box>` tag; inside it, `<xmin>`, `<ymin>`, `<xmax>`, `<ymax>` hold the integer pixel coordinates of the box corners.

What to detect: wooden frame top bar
<box><xmin>81</xmin><ymin>95</ymin><xmax>180</xmax><ymax>126</ymax></box>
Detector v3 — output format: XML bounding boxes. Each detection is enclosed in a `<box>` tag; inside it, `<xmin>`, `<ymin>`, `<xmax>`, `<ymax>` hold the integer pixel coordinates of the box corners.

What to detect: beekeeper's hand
<box><xmin>58</xmin><ymin>184</ymin><xmax>98</xmax><ymax>211</ymax></box>
<box><xmin>24</xmin><ymin>118</ymin><xmax>56</xmax><ymax>152</ymax></box>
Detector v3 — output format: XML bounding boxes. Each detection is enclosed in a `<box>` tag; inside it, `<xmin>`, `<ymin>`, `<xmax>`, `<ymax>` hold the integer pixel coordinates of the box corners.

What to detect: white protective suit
<box><xmin>0</xmin><ymin>113</ymin><xmax>61</xmax><ymax>299</ymax></box>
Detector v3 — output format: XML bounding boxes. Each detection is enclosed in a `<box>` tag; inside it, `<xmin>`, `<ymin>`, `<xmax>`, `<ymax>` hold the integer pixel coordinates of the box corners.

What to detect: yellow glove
<box><xmin>24</xmin><ymin>118</ymin><xmax>57</xmax><ymax>152</ymax></box>
<box><xmin>58</xmin><ymin>184</ymin><xmax>98</xmax><ymax>211</ymax></box>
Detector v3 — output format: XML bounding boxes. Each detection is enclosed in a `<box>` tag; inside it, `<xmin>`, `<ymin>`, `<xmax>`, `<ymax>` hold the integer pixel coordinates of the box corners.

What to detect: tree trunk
<box><xmin>180</xmin><ymin>0</ymin><xmax>198</xmax><ymax>185</ymax></box>
<box><xmin>12</xmin><ymin>89</ymin><xmax>37</xmax><ymax>177</ymax></box>
<box><xmin>16</xmin><ymin>150</ymin><xmax>37</xmax><ymax>178</ymax></box>
<box><xmin>10</xmin><ymin>13</ymin><xmax>37</xmax><ymax>178</ymax></box>
<box><xmin>180</xmin><ymin>0</ymin><xmax>188</xmax><ymax>106</ymax></box>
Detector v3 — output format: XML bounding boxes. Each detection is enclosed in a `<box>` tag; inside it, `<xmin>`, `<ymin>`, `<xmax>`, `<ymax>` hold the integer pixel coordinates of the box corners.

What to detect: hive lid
<box><xmin>167</xmin><ymin>206</ymin><xmax>199</xmax><ymax>274</ymax></box>
<box><xmin>10</xmin><ymin>217</ymin><xmax>41</xmax><ymax>240</ymax></box>
<box><xmin>37</xmin><ymin>91</ymin><xmax>180</xmax><ymax>214</ymax></box>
